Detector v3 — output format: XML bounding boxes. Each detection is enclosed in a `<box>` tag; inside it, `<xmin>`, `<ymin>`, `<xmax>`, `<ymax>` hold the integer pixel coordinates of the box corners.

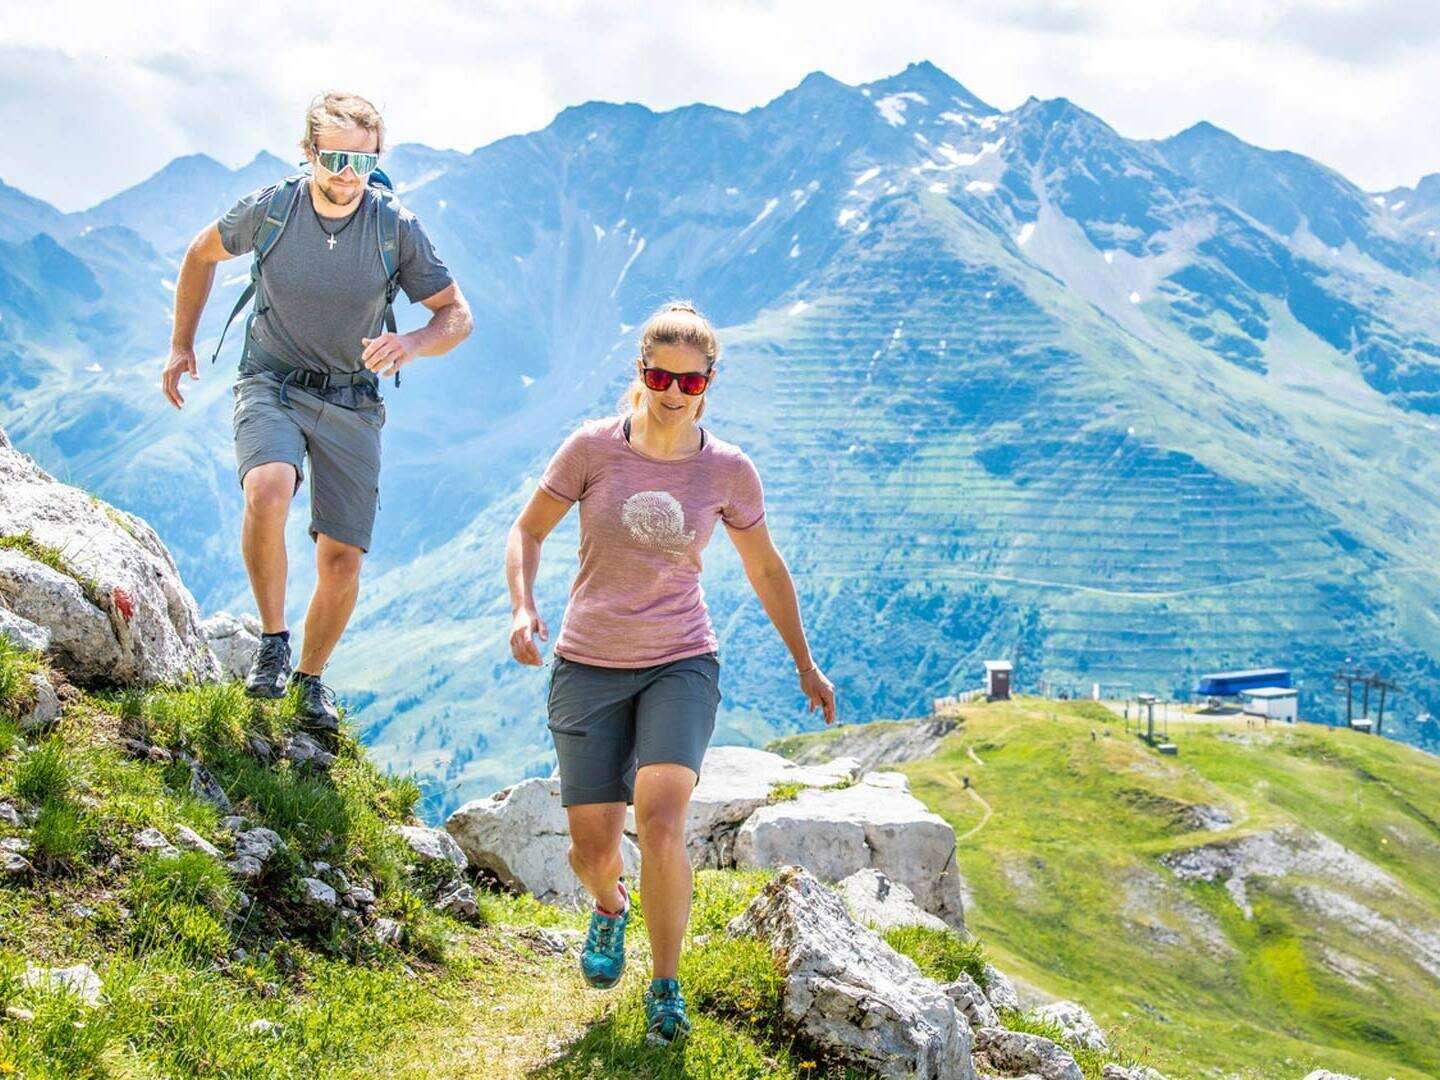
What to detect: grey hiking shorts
<box><xmin>231</xmin><ymin>370</ymin><xmax>386</xmax><ymax>551</ymax></box>
<box><xmin>546</xmin><ymin>651</ymin><xmax>721</xmax><ymax>807</ymax></box>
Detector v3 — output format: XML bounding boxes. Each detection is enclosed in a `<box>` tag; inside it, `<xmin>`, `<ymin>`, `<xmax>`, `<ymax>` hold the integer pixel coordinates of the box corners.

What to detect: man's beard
<box><xmin>318</xmin><ymin>178</ymin><xmax>363</xmax><ymax>207</ymax></box>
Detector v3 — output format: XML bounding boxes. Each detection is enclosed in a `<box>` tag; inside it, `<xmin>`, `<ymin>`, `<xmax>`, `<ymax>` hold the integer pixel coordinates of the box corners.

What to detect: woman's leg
<box><xmin>632</xmin><ymin>763</ymin><xmax>698</xmax><ymax>979</ymax></box>
<box><xmin>565</xmin><ymin>801</ymin><xmax>629</xmax><ymax>913</ymax></box>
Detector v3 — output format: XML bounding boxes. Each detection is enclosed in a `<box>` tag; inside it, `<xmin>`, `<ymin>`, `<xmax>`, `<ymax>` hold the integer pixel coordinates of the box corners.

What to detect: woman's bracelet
<box><xmin>796</xmin><ymin>662</ymin><xmax>817</xmax><ymax>677</ymax></box>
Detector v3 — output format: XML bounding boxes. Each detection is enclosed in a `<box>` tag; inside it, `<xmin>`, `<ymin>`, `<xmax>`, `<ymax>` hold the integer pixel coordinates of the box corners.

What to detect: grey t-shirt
<box><xmin>218</xmin><ymin>179</ymin><xmax>454</xmax><ymax>375</ymax></box>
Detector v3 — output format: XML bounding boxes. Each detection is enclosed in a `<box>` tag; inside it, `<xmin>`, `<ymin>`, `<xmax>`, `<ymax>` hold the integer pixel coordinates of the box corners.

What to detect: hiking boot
<box><xmin>245</xmin><ymin>634</ymin><xmax>292</xmax><ymax>699</ymax></box>
<box><xmin>644</xmin><ymin>977</ymin><xmax>691</xmax><ymax>1046</ymax></box>
<box><xmin>579</xmin><ymin>880</ymin><xmax>629</xmax><ymax>990</ymax></box>
<box><xmin>289</xmin><ymin>672</ymin><xmax>341</xmax><ymax>733</ymax></box>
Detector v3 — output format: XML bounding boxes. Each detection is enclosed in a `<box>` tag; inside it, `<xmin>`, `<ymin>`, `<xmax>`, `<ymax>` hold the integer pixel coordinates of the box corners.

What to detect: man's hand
<box><xmin>800</xmin><ymin>666</ymin><xmax>837</xmax><ymax>726</ymax></box>
<box><xmin>361</xmin><ymin>332</ymin><xmax>418</xmax><ymax>378</ymax></box>
<box><xmin>162</xmin><ymin>346</ymin><xmax>199</xmax><ymax>409</ymax></box>
<box><xmin>509</xmin><ymin>606</ymin><xmax>549</xmax><ymax>666</ymax></box>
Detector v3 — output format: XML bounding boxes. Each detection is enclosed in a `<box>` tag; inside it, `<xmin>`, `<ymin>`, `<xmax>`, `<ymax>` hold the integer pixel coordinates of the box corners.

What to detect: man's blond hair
<box><xmin>300</xmin><ymin>91</ymin><xmax>385</xmax><ymax>154</ymax></box>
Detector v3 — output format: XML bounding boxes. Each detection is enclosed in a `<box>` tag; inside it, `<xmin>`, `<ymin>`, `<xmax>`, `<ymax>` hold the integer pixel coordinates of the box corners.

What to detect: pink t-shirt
<box><xmin>540</xmin><ymin>414</ymin><xmax>766</xmax><ymax>667</ymax></box>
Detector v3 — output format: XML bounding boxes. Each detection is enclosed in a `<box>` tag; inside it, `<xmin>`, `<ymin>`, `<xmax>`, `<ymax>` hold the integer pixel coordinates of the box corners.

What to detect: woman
<box><xmin>505</xmin><ymin>300</ymin><xmax>836</xmax><ymax>1046</ymax></box>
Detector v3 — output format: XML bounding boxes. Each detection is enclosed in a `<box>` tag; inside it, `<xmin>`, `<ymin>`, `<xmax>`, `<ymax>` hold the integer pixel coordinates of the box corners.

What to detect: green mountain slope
<box><xmin>772</xmin><ymin>699</ymin><xmax>1440</xmax><ymax>1078</ymax></box>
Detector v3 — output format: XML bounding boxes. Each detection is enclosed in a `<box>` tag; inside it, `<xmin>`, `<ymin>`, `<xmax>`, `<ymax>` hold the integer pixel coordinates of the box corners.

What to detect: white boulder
<box><xmin>0</xmin><ymin>432</ymin><xmax>220</xmax><ymax>686</ymax></box>
<box><xmin>625</xmin><ymin>745</ymin><xmax>861</xmax><ymax>868</ymax></box>
<box><xmin>727</xmin><ymin>865</ymin><xmax>975</xmax><ymax>1080</ymax></box>
<box><xmin>202</xmin><ymin>612</ymin><xmax>261</xmax><ymax>681</ymax></box>
<box><xmin>446</xmin><ymin>777</ymin><xmax>641</xmax><ymax>906</ymax></box>
<box><xmin>973</xmin><ymin>1027</ymin><xmax>1082</xmax><ymax>1080</ymax></box>
<box><xmin>1028</xmin><ymin>1000</ymin><xmax>1108</xmax><ymax>1052</ymax></box>
<box><xmin>0</xmin><ymin>606</ymin><xmax>49</xmax><ymax>653</ymax></box>
<box><xmin>734</xmin><ymin>769</ymin><xmax>965</xmax><ymax>929</ymax></box>
<box><xmin>836</xmin><ymin>867</ymin><xmax>950</xmax><ymax>932</ymax></box>
<box><xmin>393</xmin><ymin>824</ymin><xmax>467</xmax><ymax>872</ymax></box>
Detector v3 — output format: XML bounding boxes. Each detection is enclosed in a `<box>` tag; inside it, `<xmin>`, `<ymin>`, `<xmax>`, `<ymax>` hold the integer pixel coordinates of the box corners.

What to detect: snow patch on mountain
<box><xmin>874</xmin><ymin>91</ymin><xmax>927</xmax><ymax>127</ymax></box>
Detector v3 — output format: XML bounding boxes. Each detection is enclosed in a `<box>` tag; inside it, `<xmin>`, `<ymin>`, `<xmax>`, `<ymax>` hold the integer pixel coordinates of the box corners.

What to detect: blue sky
<box><xmin>2</xmin><ymin>0</ymin><xmax>1436</xmax><ymax>211</ymax></box>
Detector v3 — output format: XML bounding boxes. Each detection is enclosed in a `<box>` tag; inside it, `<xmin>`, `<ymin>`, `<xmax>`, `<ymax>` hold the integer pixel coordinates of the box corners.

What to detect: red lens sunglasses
<box><xmin>641</xmin><ymin>366</ymin><xmax>713</xmax><ymax>395</ymax></box>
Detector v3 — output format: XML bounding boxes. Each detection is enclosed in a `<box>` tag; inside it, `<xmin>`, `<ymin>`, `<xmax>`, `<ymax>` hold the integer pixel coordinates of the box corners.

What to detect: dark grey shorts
<box><xmin>231</xmin><ymin>371</ymin><xmax>385</xmax><ymax>551</ymax></box>
<box><xmin>546</xmin><ymin>651</ymin><xmax>721</xmax><ymax>807</ymax></box>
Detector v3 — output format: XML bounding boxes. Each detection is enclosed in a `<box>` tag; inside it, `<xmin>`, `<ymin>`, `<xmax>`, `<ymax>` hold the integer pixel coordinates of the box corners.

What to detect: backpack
<box><xmin>210</xmin><ymin>167</ymin><xmax>404</xmax><ymax>386</ymax></box>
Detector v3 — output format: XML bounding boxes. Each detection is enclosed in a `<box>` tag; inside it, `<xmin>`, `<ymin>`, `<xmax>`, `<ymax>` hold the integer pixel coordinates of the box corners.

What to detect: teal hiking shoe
<box><xmin>580</xmin><ymin>880</ymin><xmax>629</xmax><ymax>989</ymax></box>
<box><xmin>644</xmin><ymin>977</ymin><xmax>691</xmax><ymax>1046</ymax></box>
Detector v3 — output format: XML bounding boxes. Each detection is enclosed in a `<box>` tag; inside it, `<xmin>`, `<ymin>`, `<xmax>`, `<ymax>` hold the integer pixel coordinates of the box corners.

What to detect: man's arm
<box><xmin>162</xmin><ymin>223</ymin><xmax>238</xmax><ymax>409</ymax></box>
<box><xmin>360</xmin><ymin>282</ymin><xmax>473</xmax><ymax>378</ymax></box>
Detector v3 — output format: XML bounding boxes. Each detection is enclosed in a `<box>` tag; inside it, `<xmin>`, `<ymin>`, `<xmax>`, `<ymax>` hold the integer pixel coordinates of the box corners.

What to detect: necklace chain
<box><xmin>310</xmin><ymin>186</ymin><xmax>361</xmax><ymax>250</ymax></box>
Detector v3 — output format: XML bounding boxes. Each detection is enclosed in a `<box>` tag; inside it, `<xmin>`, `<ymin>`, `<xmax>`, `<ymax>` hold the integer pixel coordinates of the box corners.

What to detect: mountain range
<box><xmin>2</xmin><ymin>60</ymin><xmax>1438</xmax><ymax>818</ymax></box>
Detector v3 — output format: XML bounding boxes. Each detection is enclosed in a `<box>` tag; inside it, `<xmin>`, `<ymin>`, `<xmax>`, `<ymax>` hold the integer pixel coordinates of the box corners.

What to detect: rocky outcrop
<box><xmin>625</xmin><ymin>745</ymin><xmax>860</xmax><ymax>868</ymax></box>
<box><xmin>735</xmin><ymin>768</ymin><xmax>966</xmax><ymax>929</ymax></box>
<box><xmin>445</xmin><ymin>777</ymin><xmax>641</xmax><ymax>905</ymax></box>
<box><xmin>772</xmin><ymin>717</ymin><xmax>961</xmax><ymax>772</ymax></box>
<box><xmin>393</xmin><ymin>824</ymin><xmax>467</xmax><ymax>872</ymax></box>
<box><xmin>972</xmin><ymin>1027</ymin><xmax>1082</xmax><ymax>1080</ymax></box>
<box><xmin>202</xmin><ymin>611</ymin><xmax>261</xmax><ymax>681</ymax></box>
<box><xmin>0</xmin><ymin>426</ymin><xmax>219</xmax><ymax>686</ymax></box>
<box><xmin>837</xmin><ymin>867</ymin><xmax>949</xmax><ymax>931</ymax></box>
<box><xmin>727</xmin><ymin>865</ymin><xmax>975</xmax><ymax>1080</ymax></box>
<box><xmin>0</xmin><ymin>606</ymin><xmax>49</xmax><ymax>653</ymax></box>
<box><xmin>1027</xmin><ymin>1001</ymin><xmax>1108</xmax><ymax>1052</ymax></box>
<box><xmin>1161</xmin><ymin>826</ymin><xmax>1400</xmax><ymax>918</ymax></box>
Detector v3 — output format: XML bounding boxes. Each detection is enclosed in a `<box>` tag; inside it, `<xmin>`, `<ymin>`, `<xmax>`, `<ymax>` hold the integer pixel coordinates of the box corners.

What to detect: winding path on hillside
<box><xmin>945</xmin><ymin>767</ymin><xmax>994</xmax><ymax>843</ymax></box>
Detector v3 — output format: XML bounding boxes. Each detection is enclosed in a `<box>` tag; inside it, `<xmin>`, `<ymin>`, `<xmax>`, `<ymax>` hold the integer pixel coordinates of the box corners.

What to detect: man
<box><xmin>162</xmin><ymin>91</ymin><xmax>472</xmax><ymax>733</ymax></box>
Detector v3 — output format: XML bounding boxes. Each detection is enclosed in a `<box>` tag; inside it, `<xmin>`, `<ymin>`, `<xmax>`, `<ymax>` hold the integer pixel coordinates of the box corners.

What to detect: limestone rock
<box><xmin>1102</xmin><ymin>1066</ymin><xmax>1171</xmax><ymax>1080</ymax></box>
<box><xmin>3</xmin><ymin>852</ymin><xmax>32</xmax><ymax>876</ymax></box>
<box><xmin>626</xmin><ymin>745</ymin><xmax>861</xmax><ymax>869</ymax></box>
<box><xmin>973</xmin><ymin>1027</ymin><xmax>1082</xmax><ymax>1080</ymax></box>
<box><xmin>247</xmin><ymin>1018</ymin><xmax>283</xmax><ymax>1037</ymax></box>
<box><xmin>300</xmin><ymin>877</ymin><xmax>338</xmax><ymax>911</ymax></box>
<box><xmin>734</xmin><ymin>769</ymin><xmax>965</xmax><ymax>929</ymax></box>
<box><xmin>202</xmin><ymin>612</ymin><xmax>261</xmax><ymax>681</ymax></box>
<box><xmin>393</xmin><ymin>824</ymin><xmax>467</xmax><ymax>872</ymax></box>
<box><xmin>836</xmin><ymin>867</ymin><xmax>949</xmax><ymax>931</ymax></box>
<box><xmin>134</xmin><ymin>827</ymin><xmax>179</xmax><ymax>858</ymax></box>
<box><xmin>1301</xmin><ymin>1072</ymin><xmax>1360</xmax><ymax>1080</ymax></box>
<box><xmin>446</xmin><ymin>777</ymin><xmax>641</xmax><ymax>905</ymax></box>
<box><xmin>435</xmin><ymin>882</ymin><xmax>479</xmax><ymax>920</ymax></box>
<box><xmin>19</xmin><ymin>672</ymin><xmax>60</xmax><ymax>733</ymax></box>
<box><xmin>943</xmin><ymin>972</ymin><xmax>1000</xmax><ymax>1031</ymax></box>
<box><xmin>0</xmin><ymin>434</ymin><xmax>220</xmax><ymax>686</ymax></box>
<box><xmin>981</xmin><ymin>963</ymin><xmax>1021</xmax><ymax>1011</ymax></box>
<box><xmin>228</xmin><ymin>827</ymin><xmax>284</xmax><ymax>879</ymax></box>
<box><xmin>0</xmin><ymin>803</ymin><xmax>23</xmax><ymax>827</ymax></box>
<box><xmin>186</xmin><ymin>757</ymin><xmax>232</xmax><ymax>814</ymax></box>
<box><xmin>727</xmin><ymin>865</ymin><xmax>974</xmax><ymax>1080</ymax></box>
<box><xmin>1028</xmin><ymin>1001</ymin><xmax>1108</xmax><ymax>1052</ymax></box>
<box><xmin>22</xmin><ymin>963</ymin><xmax>103</xmax><ymax>1007</ymax></box>
<box><xmin>173</xmin><ymin>824</ymin><xmax>222</xmax><ymax>860</ymax></box>
<box><xmin>285</xmin><ymin>731</ymin><xmax>336</xmax><ymax>769</ymax></box>
<box><xmin>372</xmin><ymin>917</ymin><xmax>403</xmax><ymax>946</ymax></box>
<box><xmin>0</xmin><ymin>606</ymin><xmax>49</xmax><ymax>653</ymax></box>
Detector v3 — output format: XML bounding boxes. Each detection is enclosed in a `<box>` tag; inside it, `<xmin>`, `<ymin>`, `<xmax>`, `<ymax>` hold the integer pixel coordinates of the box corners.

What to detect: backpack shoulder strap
<box><xmin>209</xmin><ymin>175</ymin><xmax>306</xmax><ymax>365</ymax></box>
<box><xmin>370</xmin><ymin>182</ymin><xmax>404</xmax><ymax>387</ymax></box>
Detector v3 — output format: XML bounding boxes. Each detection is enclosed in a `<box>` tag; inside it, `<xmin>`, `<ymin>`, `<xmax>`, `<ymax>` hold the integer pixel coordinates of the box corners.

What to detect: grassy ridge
<box><xmin>9</xmin><ymin>643</ymin><xmax>1119</xmax><ymax>1077</ymax></box>
<box><xmin>865</xmin><ymin>697</ymin><xmax>1440</xmax><ymax>1079</ymax></box>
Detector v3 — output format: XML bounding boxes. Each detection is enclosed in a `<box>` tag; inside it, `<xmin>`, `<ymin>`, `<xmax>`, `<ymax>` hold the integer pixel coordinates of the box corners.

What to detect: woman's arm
<box><xmin>726</xmin><ymin>519</ymin><xmax>837</xmax><ymax>724</ymax></box>
<box><xmin>506</xmin><ymin>488</ymin><xmax>573</xmax><ymax>665</ymax></box>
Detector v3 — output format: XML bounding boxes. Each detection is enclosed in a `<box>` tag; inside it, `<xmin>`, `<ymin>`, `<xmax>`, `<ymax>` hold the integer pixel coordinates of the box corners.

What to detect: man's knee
<box><xmin>634</xmin><ymin>803</ymin><xmax>686</xmax><ymax>850</ymax></box>
<box><xmin>569</xmin><ymin>838</ymin><xmax>618</xmax><ymax>874</ymax></box>
<box><xmin>316</xmin><ymin>538</ymin><xmax>364</xmax><ymax>583</ymax></box>
<box><xmin>243</xmin><ymin>464</ymin><xmax>296</xmax><ymax>519</ymax></box>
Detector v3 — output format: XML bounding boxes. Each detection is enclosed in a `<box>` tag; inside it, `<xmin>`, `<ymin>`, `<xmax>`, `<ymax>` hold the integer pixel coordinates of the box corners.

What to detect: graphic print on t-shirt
<box><xmin>620</xmin><ymin>490</ymin><xmax>696</xmax><ymax>559</ymax></box>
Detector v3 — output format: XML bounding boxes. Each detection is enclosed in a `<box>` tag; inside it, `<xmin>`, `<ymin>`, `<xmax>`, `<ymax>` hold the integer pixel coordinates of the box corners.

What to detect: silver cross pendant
<box><xmin>326</xmin><ymin>233</ymin><xmax>337</xmax><ymax>250</ymax></box>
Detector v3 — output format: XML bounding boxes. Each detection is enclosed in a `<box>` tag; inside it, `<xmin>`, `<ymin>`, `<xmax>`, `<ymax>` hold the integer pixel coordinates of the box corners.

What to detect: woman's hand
<box><xmin>800</xmin><ymin>665</ymin><xmax>837</xmax><ymax>725</ymax></box>
<box><xmin>509</xmin><ymin>607</ymin><xmax>549</xmax><ymax>665</ymax></box>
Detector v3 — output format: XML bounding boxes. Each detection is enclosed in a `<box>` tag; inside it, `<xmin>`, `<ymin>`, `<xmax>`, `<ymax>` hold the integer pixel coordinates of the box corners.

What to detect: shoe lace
<box><xmin>255</xmin><ymin>637</ymin><xmax>288</xmax><ymax>677</ymax></box>
<box><xmin>648</xmin><ymin>982</ymin><xmax>686</xmax><ymax>1023</ymax></box>
<box><xmin>587</xmin><ymin>913</ymin><xmax>619</xmax><ymax>953</ymax></box>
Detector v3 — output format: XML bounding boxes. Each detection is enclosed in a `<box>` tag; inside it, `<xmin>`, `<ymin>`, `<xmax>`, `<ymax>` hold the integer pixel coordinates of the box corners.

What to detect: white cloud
<box><xmin>1</xmin><ymin>0</ymin><xmax>1435</xmax><ymax>211</ymax></box>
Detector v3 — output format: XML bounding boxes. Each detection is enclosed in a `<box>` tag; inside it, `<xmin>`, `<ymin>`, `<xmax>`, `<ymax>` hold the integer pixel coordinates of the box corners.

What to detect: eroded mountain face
<box><xmin>3</xmin><ymin>61</ymin><xmax>1438</xmax><ymax>815</ymax></box>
